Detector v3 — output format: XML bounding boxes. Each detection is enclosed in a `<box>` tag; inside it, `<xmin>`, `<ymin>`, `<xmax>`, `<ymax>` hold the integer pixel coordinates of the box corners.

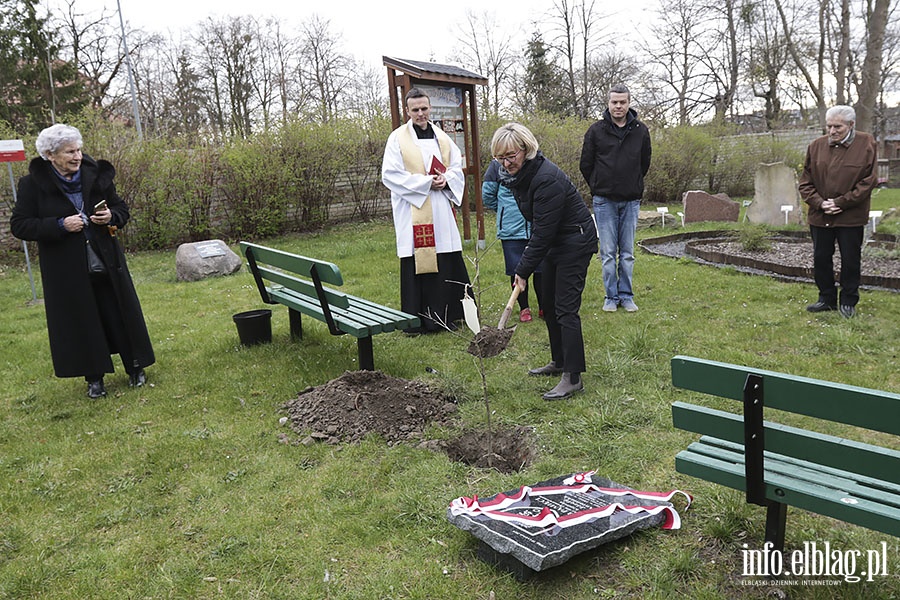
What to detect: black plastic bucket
<box><xmin>233</xmin><ymin>309</ymin><xmax>272</xmax><ymax>346</ymax></box>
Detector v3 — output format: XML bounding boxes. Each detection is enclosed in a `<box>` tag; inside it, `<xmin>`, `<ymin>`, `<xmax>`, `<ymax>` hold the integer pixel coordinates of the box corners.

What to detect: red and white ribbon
<box><xmin>449</xmin><ymin>472</ymin><xmax>693</xmax><ymax>534</ymax></box>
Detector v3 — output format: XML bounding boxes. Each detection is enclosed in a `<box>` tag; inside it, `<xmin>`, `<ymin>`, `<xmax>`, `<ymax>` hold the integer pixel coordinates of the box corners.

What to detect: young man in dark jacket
<box><xmin>579</xmin><ymin>84</ymin><xmax>652</xmax><ymax>313</ymax></box>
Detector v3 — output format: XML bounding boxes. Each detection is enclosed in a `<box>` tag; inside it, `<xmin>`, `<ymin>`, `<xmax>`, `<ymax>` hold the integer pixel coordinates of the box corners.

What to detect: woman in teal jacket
<box><xmin>482</xmin><ymin>158</ymin><xmax>542</xmax><ymax>321</ymax></box>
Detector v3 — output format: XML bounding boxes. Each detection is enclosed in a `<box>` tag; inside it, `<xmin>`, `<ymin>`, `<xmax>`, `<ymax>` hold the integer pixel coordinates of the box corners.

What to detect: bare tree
<box><xmin>549</xmin><ymin>0</ymin><xmax>580</xmax><ymax>115</ymax></box>
<box><xmin>855</xmin><ymin>0</ymin><xmax>891</xmax><ymax>132</ymax></box>
<box><xmin>248</xmin><ymin>17</ymin><xmax>283</xmax><ymax>131</ymax></box>
<box><xmin>137</xmin><ymin>41</ymin><xmax>208</xmax><ymax>137</ymax></box>
<box><xmin>345</xmin><ymin>61</ymin><xmax>388</xmax><ymax>123</ymax></box>
<box><xmin>56</xmin><ymin>0</ymin><xmax>128</xmax><ymax>110</ymax></box>
<box><xmin>743</xmin><ymin>0</ymin><xmax>791</xmax><ymax>129</ymax></box>
<box><xmin>585</xmin><ymin>50</ymin><xmax>640</xmax><ymax>114</ymax></box>
<box><xmin>194</xmin><ymin>16</ymin><xmax>257</xmax><ymax>138</ymax></box>
<box><xmin>267</xmin><ymin>21</ymin><xmax>301</xmax><ymax>125</ymax></box>
<box><xmin>453</xmin><ymin>10</ymin><xmax>515</xmax><ymax>117</ymax></box>
<box><xmin>872</xmin><ymin>4</ymin><xmax>900</xmax><ymax>139</ymax></box>
<box><xmin>298</xmin><ymin>15</ymin><xmax>352</xmax><ymax>123</ymax></box>
<box><xmin>706</xmin><ymin>0</ymin><xmax>742</xmax><ymax>121</ymax></box>
<box><xmin>643</xmin><ymin>0</ymin><xmax>710</xmax><ymax>124</ymax></box>
<box><xmin>575</xmin><ymin>0</ymin><xmax>608</xmax><ymax>117</ymax></box>
<box><xmin>773</xmin><ymin>0</ymin><xmax>828</xmax><ymax>126</ymax></box>
<box><xmin>833</xmin><ymin>0</ymin><xmax>852</xmax><ymax>104</ymax></box>
<box><xmin>129</xmin><ymin>33</ymin><xmax>168</xmax><ymax>135</ymax></box>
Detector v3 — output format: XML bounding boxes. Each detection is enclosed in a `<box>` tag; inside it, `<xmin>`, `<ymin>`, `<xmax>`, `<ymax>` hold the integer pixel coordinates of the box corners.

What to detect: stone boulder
<box><xmin>176</xmin><ymin>239</ymin><xmax>243</xmax><ymax>282</ymax></box>
<box><xmin>682</xmin><ymin>190</ymin><xmax>739</xmax><ymax>223</ymax></box>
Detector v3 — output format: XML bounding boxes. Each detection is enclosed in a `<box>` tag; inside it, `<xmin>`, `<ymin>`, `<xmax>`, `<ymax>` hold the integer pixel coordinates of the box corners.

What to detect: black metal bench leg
<box><xmin>765</xmin><ymin>501</ymin><xmax>787</xmax><ymax>554</ymax></box>
<box><xmin>289</xmin><ymin>309</ymin><xmax>302</xmax><ymax>341</ymax></box>
<box><xmin>357</xmin><ymin>336</ymin><xmax>374</xmax><ymax>371</ymax></box>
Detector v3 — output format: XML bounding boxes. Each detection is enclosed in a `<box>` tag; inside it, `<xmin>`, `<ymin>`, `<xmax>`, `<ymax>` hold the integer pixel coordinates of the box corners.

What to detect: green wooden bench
<box><xmin>671</xmin><ymin>355</ymin><xmax>900</xmax><ymax>551</ymax></box>
<box><xmin>239</xmin><ymin>242</ymin><xmax>420</xmax><ymax>370</ymax></box>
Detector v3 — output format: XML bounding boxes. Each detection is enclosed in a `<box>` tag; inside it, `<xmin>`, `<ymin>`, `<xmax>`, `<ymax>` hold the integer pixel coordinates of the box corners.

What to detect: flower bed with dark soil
<box><xmin>640</xmin><ymin>230</ymin><xmax>900</xmax><ymax>290</ymax></box>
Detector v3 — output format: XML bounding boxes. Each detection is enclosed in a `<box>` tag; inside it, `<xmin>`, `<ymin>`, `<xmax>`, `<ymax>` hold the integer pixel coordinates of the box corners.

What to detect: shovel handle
<box><xmin>497</xmin><ymin>286</ymin><xmax>521</xmax><ymax>329</ymax></box>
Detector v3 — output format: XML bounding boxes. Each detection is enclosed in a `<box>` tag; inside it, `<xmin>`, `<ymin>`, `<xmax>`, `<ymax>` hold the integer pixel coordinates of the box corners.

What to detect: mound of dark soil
<box><xmin>281</xmin><ymin>371</ymin><xmax>536</xmax><ymax>472</ymax></box>
<box><xmin>283</xmin><ymin>370</ymin><xmax>458</xmax><ymax>446</ymax></box>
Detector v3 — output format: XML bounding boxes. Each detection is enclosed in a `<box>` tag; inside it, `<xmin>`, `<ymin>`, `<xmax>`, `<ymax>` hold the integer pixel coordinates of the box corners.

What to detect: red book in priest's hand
<box><xmin>429</xmin><ymin>155</ymin><xmax>446</xmax><ymax>175</ymax></box>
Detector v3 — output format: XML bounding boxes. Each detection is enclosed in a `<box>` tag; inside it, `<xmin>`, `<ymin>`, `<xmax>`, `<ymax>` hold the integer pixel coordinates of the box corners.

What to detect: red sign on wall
<box><xmin>0</xmin><ymin>140</ymin><xmax>26</xmax><ymax>162</ymax></box>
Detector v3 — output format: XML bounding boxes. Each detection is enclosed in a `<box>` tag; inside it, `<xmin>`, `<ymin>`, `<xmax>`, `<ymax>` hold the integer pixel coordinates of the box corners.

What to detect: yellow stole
<box><xmin>398</xmin><ymin>123</ymin><xmax>452</xmax><ymax>274</ymax></box>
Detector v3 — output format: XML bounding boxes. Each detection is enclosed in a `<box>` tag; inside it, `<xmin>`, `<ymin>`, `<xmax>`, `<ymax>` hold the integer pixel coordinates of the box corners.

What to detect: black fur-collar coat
<box><xmin>11</xmin><ymin>155</ymin><xmax>154</xmax><ymax>378</ymax></box>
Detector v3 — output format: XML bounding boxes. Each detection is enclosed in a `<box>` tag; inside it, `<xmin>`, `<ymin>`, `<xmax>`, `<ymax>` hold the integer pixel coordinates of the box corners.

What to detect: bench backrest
<box><xmin>671</xmin><ymin>355</ymin><xmax>900</xmax><ymax>484</ymax></box>
<box><xmin>239</xmin><ymin>241</ymin><xmax>350</xmax><ymax>309</ymax></box>
<box><xmin>672</xmin><ymin>355</ymin><xmax>900</xmax><ymax>435</ymax></box>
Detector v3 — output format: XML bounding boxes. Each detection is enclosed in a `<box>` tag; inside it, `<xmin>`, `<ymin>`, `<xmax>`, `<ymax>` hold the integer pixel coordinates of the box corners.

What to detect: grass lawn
<box><xmin>1</xmin><ymin>197</ymin><xmax>899</xmax><ymax>599</ymax></box>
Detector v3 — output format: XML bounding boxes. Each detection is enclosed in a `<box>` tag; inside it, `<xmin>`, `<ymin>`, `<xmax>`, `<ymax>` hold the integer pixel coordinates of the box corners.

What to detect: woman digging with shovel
<box><xmin>490</xmin><ymin>123</ymin><xmax>598</xmax><ymax>400</ymax></box>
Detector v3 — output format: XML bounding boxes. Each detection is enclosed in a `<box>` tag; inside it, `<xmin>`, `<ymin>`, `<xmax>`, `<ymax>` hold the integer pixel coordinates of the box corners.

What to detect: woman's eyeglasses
<box><xmin>493</xmin><ymin>149</ymin><xmax>523</xmax><ymax>164</ymax></box>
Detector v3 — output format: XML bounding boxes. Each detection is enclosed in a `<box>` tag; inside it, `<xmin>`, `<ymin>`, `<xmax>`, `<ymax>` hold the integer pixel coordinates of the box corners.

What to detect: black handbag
<box><xmin>85</xmin><ymin>240</ymin><xmax>107</xmax><ymax>275</ymax></box>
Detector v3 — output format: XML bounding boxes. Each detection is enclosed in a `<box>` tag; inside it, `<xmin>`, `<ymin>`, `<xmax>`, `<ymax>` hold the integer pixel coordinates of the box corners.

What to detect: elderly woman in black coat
<box><xmin>490</xmin><ymin>123</ymin><xmax>598</xmax><ymax>400</ymax></box>
<box><xmin>11</xmin><ymin>124</ymin><xmax>154</xmax><ymax>398</ymax></box>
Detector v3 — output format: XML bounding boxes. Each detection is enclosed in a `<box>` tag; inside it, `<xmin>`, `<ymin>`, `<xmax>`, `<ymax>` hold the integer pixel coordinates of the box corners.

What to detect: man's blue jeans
<box><xmin>592</xmin><ymin>197</ymin><xmax>640</xmax><ymax>303</ymax></box>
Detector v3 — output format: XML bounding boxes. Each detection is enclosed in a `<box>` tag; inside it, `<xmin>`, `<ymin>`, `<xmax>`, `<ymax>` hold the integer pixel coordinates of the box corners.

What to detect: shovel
<box><xmin>466</xmin><ymin>286</ymin><xmax>521</xmax><ymax>358</ymax></box>
<box><xmin>496</xmin><ymin>285</ymin><xmax>521</xmax><ymax>330</ymax></box>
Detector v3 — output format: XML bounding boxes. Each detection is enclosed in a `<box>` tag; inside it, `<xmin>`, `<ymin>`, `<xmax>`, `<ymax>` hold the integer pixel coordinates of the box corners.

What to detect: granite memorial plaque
<box><xmin>447</xmin><ymin>472</ymin><xmax>690</xmax><ymax>580</ymax></box>
<box><xmin>195</xmin><ymin>241</ymin><xmax>228</xmax><ymax>258</ymax></box>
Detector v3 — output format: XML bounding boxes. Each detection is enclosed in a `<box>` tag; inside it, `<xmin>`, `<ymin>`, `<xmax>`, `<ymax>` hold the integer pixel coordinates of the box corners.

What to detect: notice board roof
<box><xmin>382</xmin><ymin>56</ymin><xmax>487</xmax><ymax>86</ymax></box>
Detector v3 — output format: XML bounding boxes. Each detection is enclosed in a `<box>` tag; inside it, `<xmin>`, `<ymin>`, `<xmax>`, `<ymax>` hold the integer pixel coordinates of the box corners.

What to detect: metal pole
<box><xmin>116</xmin><ymin>0</ymin><xmax>143</xmax><ymax>139</ymax></box>
<box><xmin>7</xmin><ymin>163</ymin><xmax>38</xmax><ymax>303</ymax></box>
<box><xmin>46</xmin><ymin>45</ymin><xmax>56</xmax><ymax>124</ymax></box>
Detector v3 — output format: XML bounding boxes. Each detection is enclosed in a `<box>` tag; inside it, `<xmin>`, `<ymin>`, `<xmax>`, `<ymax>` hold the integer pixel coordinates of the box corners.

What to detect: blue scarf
<box><xmin>53</xmin><ymin>167</ymin><xmax>91</xmax><ymax>236</ymax></box>
<box><xmin>53</xmin><ymin>167</ymin><xmax>84</xmax><ymax>213</ymax></box>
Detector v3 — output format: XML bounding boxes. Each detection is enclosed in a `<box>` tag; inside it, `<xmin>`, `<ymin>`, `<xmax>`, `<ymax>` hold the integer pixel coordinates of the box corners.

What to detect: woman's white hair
<box><xmin>35</xmin><ymin>124</ymin><xmax>83</xmax><ymax>160</ymax></box>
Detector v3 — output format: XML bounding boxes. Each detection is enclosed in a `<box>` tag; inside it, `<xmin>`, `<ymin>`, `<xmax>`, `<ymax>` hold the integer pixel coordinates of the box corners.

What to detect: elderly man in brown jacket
<box><xmin>799</xmin><ymin>105</ymin><xmax>878</xmax><ymax>318</ymax></box>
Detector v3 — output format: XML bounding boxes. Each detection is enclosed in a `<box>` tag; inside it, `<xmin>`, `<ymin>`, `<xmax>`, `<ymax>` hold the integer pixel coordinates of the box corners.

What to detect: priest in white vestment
<box><xmin>382</xmin><ymin>88</ymin><xmax>471</xmax><ymax>334</ymax></box>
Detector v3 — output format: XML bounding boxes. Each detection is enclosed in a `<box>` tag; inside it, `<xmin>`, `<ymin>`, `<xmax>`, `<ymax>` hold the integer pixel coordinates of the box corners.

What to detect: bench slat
<box><xmin>346</xmin><ymin>298</ymin><xmax>418</xmax><ymax>332</ymax></box>
<box><xmin>345</xmin><ymin>292</ymin><xmax>418</xmax><ymax>322</ymax></box>
<box><xmin>675</xmin><ymin>448</ymin><xmax>900</xmax><ymax>537</ymax></box>
<box><xmin>685</xmin><ymin>437</ymin><xmax>900</xmax><ymax>506</ymax></box>
<box><xmin>269</xmin><ymin>288</ymin><xmax>419</xmax><ymax>337</ymax></box>
<box><xmin>261</xmin><ymin>269</ymin><xmax>350</xmax><ymax>309</ymax></box>
<box><xmin>268</xmin><ymin>289</ymin><xmax>371</xmax><ymax>337</ymax></box>
<box><xmin>240</xmin><ymin>242</ymin><xmax>344</xmax><ymax>286</ymax></box>
<box><xmin>671</xmin><ymin>355</ymin><xmax>900</xmax><ymax>436</ymax></box>
<box><xmin>673</xmin><ymin>402</ymin><xmax>900</xmax><ymax>483</ymax></box>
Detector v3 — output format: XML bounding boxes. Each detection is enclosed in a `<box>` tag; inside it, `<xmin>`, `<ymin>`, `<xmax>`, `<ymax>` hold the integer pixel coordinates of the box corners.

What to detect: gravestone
<box><xmin>176</xmin><ymin>239</ymin><xmax>242</xmax><ymax>282</ymax></box>
<box><xmin>749</xmin><ymin>162</ymin><xmax>803</xmax><ymax>226</ymax></box>
<box><xmin>447</xmin><ymin>472</ymin><xmax>689</xmax><ymax>580</ymax></box>
<box><xmin>637</xmin><ymin>210</ymin><xmax>676</xmax><ymax>229</ymax></box>
<box><xmin>682</xmin><ymin>190</ymin><xmax>739</xmax><ymax>223</ymax></box>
